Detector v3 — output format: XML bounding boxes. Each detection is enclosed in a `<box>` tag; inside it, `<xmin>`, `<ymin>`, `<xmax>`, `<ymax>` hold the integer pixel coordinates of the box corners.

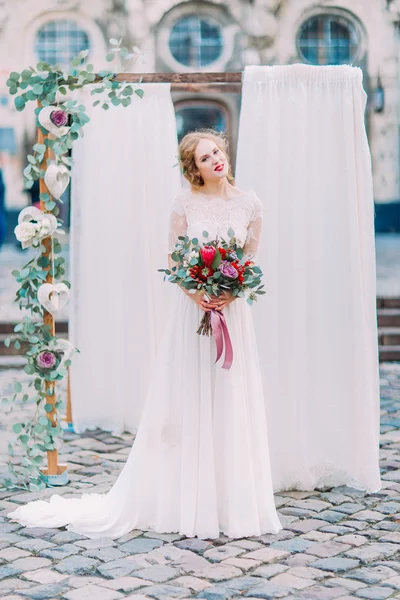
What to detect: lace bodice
<box><xmin>168</xmin><ymin>187</ymin><xmax>263</xmax><ymax>261</ymax></box>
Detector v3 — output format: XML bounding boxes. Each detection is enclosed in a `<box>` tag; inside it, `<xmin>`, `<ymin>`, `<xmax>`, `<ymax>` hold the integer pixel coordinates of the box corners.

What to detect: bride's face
<box><xmin>194</xmin><ymin>138</ymin><xmax>229</xmax><ymax>184</ymax></box>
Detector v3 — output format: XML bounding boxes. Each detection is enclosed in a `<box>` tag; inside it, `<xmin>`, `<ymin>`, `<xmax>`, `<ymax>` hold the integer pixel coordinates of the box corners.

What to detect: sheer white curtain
<box><xmin>70</xmin><ymin>84</ymin><xmax>180</xmax><ymax>435</ymax></box>
<box><xmin>236</xmin><ymin>64</ymin><xmax>381</xmax><ymax>493</ymax></box>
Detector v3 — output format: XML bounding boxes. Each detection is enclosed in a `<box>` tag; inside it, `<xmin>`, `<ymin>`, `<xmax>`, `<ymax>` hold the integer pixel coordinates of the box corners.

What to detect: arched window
<box><xmin>297</xmin><ymin>14</ymin><xmax>359</xmax><ymax>65</ymax></box>
<box><xmin>175</xmin><ymin>101</ymin><xmax>229</xmax><ymax>142</ymax></box>
<box><xmin>169</xmin><ymin>15</ymin><xmax>223</xmax><ymax>67</ymax></box>
<box><xmin>35</xmin><ymin>20</ymin><xmax>90</xmax><ymax>67</ymax></box>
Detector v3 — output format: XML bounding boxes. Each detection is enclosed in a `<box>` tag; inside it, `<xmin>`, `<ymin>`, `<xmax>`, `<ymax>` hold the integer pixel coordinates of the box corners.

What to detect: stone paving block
<box><xmin>0</xmin><ymin>534</ymin><xmax>27</xmax><ymax>545</ymax></box>
<box><xmin>21</xmin><ymin>567</ymin><xmax>68</xmax><ymax>584</ymax></box>
<box><xmin>119</xmin><ymin>537</ymin><xmax>164</xmax><ymax>555</ymax></box>
<box><xmin>242</xmin><ymin>548</ymin><xmax>289</xmax><ymax>562</ymax></box>
<box><xmin>252</xmin><ymin>564</ymin><xmax>288</xmax><ymax>579</ymax></box>
<box><xmin>174</xmin><ymin>539</ymin><xmax>212</xmax><ymax>553</ymax></box>
<box><xmin>138</xmin><ymin>583</ymin><xmax>190</xmax><ymax>598</ymax></box>
<box><xmin>203</xmin><ymin>545</ymin><xmax>244</xmax><ymax>563</ymax></box>
<box><xmin>242</xmin><ymin>579</ymin><xmax>290</xmax><ymax>598</ymax></box>
<box><xmin>97</xmin><ymin>558</ymin><xmax>145</xmax><ymax>579</ymax></box>
<box><xmin>378</xmin><ymin>531</ymin><xmax>400</xmax><ymax>543</ymax></box>
<box><xmin>269</xmin><ymin>572</ymin><xmax>315</xmax><ymax>590</ymax></box>
<box><xmin>270</xmin><ymin>537</ymin><xmax>315</xmax><ymax>554</ymax></box>
<box><xmin>54</xmin><ymin>555</ymin><xmax>99</xmax><ymax>575</ymax></box>
<box><xmin>221</xmin><ymin>557</ymin><xmax>262</xmax><ymax>571</ymax></box>
<box><xmin>320</xmin><ymin>526</ymin><xmax>356</xmax><ymax>535</ymax></box>
<box><xmin>340</xmin><ymin>520</ymin><xmax>369</xmax><ymax>531</ymax></box>
<box><xmin>320</xmin><ymin>493</ymin><xmax>353</xmax><ymax>505</ymax></box>
<box><xmin>284</xmin><ymin>566</ymin><xmax>328</xmax><ymax>580</ymax></box>
<box><xmin>279</xmin><ymin>507</ymin><xmax>317</xmax><ymax>518</ymax></box>
<box><xmin>325</xmin><ymin>576</ymin><xmax>368</xmax><ymax>591</ymax></box>
<box><xmin>0</xmin><ymin>548</ymin><xmax>31</xmax><ymax>561</ymax></box>
<box><xmin>380</xmin><ymin>575</ymin><xmax>400</xmax><ymax>589</ymax></box>
<box><xmin>195</xmin><ymin>563</ymin><xmax>243</xmax><ymax>582</ymax></box>
<box><xmin>101</xmin><ymin>576</ymin><xmax>156</xmax><ymax>592</ymax></box>
<box><xmin>169</xmin><ymin>575</ymin><xmax>211</xmax><ymax>592</ymax></box>
<box><xmin>143</xmin><ymin>532</ymin><xmax>185</xmax><ymax>543</ymax></box>
<box><xmin>62</xmin><ymin>584</ymin><xmax>125</xmax><ymax>600</ymax></box>
<box><xmin>66</xmin><ymin>576</ymin><xmax>111</xmax><ymax>588</ymax></box>
<box><xmin>50</xmin><ymin>531</ymin><xmax>86</xmax><ymax>544</ymax></box>
<box><xmin>375</xmin><ymin>501</ymin><xmax>400</xmax><ymax>515</ymax></box>
<box><xmin>334</xmin><ymin>502</ymin><xmax>367</xmax><ymax>514</ymax></box>
<box><xmin>334</xmin><ymin>534</ymin><xmax>368</xmax><ymax>546</ymax></box>
<box><xmin>163</xmin><ymin>551</ymin><xmax>210</xmax><ymax>575</ymax></box>
<box><xmin>351</xmin><ymin>511</ymin><xmax>387</xmax><ymax>522</ymax></box>
<box><xmin>75</xmin><ymin>538</ymin><xmax>116</xmax><ymax>550</ymax></box>
<box><xmin>285</xmin><ymin>499</ymin><xmax>332</xmax><ymax>512</ymax></box>
<box><xmin>306</xmin><ymin>540</ymin><xmax>352</xmax><ymax>558</ymax></box>
<box><xmin>219</xmin><ymin>575</ymin><xmax>263</xmax><ymax>592</ymax></box>
<box><xmin>346</xmin><ymin>566</ymin><xmax>400</xmax><ymax>584</ymax></box>
<box><xmin>288</xmin><ymin>584</ymin><xmax>350</xmax><ymax>599</ymax></box>
<box><xmin>301</xmin><ymin>531</ymin><xmax>336</xmax><ymax>542</ymax></box>
<box><xmin>228</xmin><ymin>540</ymin><xmax>265</xmax><ymax>551</ymax></box>
<box><xmin>40</xmin><ymin>543</ymin><xmax>81</xmax><ymax>560</ymax></box>
<box><xmin>0</xmin><ymin>578</ymin><xmax>31</xmax><ymax>593</ymax></box>
<box><xmin>287</xmin><ymin>519</ymin><xmax>331</xmax><ymax>533</ymax></box>
<box><xmin>135</xmin><ymin>565</ymin><xmax>181</xmax><ymax>583</ymax></box>
<box><xmin>311</xmin><ymin>557</ymin><xmax>360</xmax><ymax>573</ymax></box>
<box><xmin>19</xmin><ymin>582</ymin><xmax>69</xmax><ymax>599</ymax></box>
<box><xmin>0</xmin><ymin>565</ymin><xmax>23</xmax><ymax>580</ymax></box>
<box><xmin>314</xmin><ymin>510</ymin><xmax>347</xmax><ymax>523</ymax></box>
<box><xmin>15</xmin><ymin>539</ymin><xmax>55</xmax><ymax>553</ymax></box>
<box><xmin>354</xmin><ymin>586</ymin><xmax>394</xmax><ymax>599</ymax></box>
<box><xmin>82</xmin><ymin>546</ymin><xmax>127</xmax><ymax>562</ymax></box>
<box><xmin>198</xmin><ymin>586</ymin><xmax>235</xmax><ymax>600</ymax></box>
<box><xmin>344</xmin><ymin>542</ymin><xmax>400</xmax><ymax>562</ymax></box>
<box><xmin>16</xmin><ymin>527</ymin><xmax>59</xmax><ymax>540</ymax></box>
<box><xmin>11</xmin><ymin>556</ymin><xmax>51</xmax><ymax>571</ymax></box>
<box><xmin>283</xmin><ymin>553</ymin><xmax>318</xmax><ymax>567</ymax></box>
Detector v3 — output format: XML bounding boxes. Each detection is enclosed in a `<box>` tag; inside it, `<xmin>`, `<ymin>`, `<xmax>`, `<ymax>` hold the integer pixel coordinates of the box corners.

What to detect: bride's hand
<box><xmin>215</xmin><ymin>290</ymin><xmax>236</xmax><ymax>311</ymax></box>
<box><xmin>183</xmin><ymin>289</ymin><xmax>216</xmax><ymax>313</ymax></box>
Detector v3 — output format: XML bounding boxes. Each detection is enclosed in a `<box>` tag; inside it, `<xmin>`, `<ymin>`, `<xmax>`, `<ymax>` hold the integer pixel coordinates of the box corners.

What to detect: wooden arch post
<box><xmin>37</xmin><ymin>100</ymin><xmax>68</xmax><ymax>484</ymax></box>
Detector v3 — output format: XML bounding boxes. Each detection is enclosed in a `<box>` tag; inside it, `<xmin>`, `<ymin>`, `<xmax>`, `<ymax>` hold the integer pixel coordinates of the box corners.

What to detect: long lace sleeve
<box><xmin>168</xmin><ymin>191</ymin><xmax>188</xmax><ymax>254</ymax></box>
<box><xmin>243</xmin><ymin>193</ymin><xmax>263</xmax><ymax>261</ymax></box>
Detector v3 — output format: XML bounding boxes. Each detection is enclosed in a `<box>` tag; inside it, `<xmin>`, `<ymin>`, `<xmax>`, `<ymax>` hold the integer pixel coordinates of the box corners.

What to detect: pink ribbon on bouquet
<box><xmin>210</xmin><ymin>309</ymin><xmax>233</xmax><ymax>369</ymax></box>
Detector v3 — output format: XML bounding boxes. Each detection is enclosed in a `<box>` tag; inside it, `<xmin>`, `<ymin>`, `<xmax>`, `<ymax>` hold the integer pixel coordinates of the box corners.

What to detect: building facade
<box><xmin>0</xmin><ymin>0</ymin><xmax>400</xmax><ymax>231</ymax></box>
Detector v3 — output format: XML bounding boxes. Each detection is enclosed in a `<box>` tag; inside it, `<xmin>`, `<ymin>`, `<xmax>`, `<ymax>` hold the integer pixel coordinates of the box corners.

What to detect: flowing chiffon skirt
<box><xmin>8</xmin><ymin>289</ymin><xmax>283</xmax><ymax>539</ymax></box>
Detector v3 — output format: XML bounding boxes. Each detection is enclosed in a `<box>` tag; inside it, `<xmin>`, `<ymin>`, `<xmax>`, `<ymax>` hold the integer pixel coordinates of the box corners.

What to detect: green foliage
<box><xmin>3</xmin><ymin>39</ymin><xmax>142</xmax><ymax>491</ymax></box>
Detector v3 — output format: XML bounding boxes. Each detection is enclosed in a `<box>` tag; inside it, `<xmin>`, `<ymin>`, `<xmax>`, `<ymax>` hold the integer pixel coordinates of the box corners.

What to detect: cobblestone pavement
<box><xmin>0</xmin><ymin>364</ymin><xmax>399</xmax><ymax>600</ymax></box>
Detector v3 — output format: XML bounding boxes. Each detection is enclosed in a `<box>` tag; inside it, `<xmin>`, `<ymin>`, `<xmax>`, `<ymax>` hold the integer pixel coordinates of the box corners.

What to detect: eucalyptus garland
<box><xmin>2</xmin><ymin>40</ymin><xmax>143</xmax><ymax>491</ymax></box>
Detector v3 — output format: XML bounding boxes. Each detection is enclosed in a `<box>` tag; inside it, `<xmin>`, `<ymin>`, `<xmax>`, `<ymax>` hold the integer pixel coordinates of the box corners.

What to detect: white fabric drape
<box><xmin>236</xmin><ymin>64</ymin><xmax>381</xmax><ymax>493</ymax></box>
<box><xmin>70</xmin><ymin>84</ymin><xmax>180</xmax><ymax>435</ymax></box>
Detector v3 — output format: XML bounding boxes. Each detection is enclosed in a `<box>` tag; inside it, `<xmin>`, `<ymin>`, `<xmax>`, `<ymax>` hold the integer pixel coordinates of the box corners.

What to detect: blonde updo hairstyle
<box><xmin>178</xmin><ymin>129</ymin><xmax>234</xmax><ymax>189</ymax></box>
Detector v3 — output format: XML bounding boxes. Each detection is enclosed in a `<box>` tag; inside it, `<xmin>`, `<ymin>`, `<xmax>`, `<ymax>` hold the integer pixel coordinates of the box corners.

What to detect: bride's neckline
<box><xmin>191</xmin><ymin>188</ymin><xmax>254</xmax><ymax>201</ymax></box>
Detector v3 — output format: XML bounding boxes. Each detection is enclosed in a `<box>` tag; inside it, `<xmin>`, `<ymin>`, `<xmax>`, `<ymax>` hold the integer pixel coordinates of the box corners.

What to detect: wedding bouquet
<box><xmin>159</xmin><ymin>228</ymin><xmax>266</xmax><ymax>368</ymax></box>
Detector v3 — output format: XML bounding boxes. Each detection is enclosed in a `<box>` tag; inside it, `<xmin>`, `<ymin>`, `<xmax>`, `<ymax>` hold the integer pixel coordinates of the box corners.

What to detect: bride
<box><xmin>8</xmin><ymin>129</ymin><xmax>283</xmax><ymax>540</ymax></box>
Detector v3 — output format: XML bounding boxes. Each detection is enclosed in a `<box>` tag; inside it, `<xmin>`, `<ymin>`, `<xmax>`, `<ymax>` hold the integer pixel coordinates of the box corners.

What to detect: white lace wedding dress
<box><xmin>8</xmin><ymin>187</ymin><xmax>283</xmax><ymax>540</ymax></box>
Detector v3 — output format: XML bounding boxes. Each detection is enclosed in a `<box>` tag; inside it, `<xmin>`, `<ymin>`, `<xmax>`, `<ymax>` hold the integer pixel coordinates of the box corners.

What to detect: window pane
<box><xmin>298</xmin><ymin>15</ymin><xmax>358</xmax><ymax>65</ymax></box>
<box><xmin>169</xmin><ymin>16</ymin><xmax>223</xmax><ymax>67</ymax></box>
<box><xmin>175</xmin><ymin>104</ymin><xmax>227</xmax><ymax>142</ymax></box>
<box><xmin>35</xmin><ymin>20</ymin><xmax>90</xmax><ymax>68</ymax></box>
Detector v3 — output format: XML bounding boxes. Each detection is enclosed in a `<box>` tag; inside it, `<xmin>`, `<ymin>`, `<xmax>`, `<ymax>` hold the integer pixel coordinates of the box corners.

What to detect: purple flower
<box><xmin>36</xmin><ymin>351</ymin><xmax>57</xmax><ymax>370</ymax></box>
<box><xmin>218</xmin><ymin>260</ymin><xmax>238</xmax><ymax>279</ymax></box>
<box><xmin>50</xmin><ymin>110</ymin><xmax>68</xmax><ymax>127</ymax></box>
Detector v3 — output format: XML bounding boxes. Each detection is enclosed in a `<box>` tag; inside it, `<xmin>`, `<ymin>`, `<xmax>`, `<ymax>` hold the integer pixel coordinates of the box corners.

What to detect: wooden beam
<box><xmin>110</xmin><ymin>72</ymin><xmax>243</xmax><ymax>84</ymax></box>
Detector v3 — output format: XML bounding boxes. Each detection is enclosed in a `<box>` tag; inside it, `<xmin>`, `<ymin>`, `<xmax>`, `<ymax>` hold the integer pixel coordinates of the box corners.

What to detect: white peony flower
<box><xmin>14</xmin><ymin>222</ymin><xmax>37</xmax><ymax>248</ymax></box>
<box><xmin>38</xmin><ymin>218</ymin><xmax>53</xmax><ymax>237</ymax></box>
